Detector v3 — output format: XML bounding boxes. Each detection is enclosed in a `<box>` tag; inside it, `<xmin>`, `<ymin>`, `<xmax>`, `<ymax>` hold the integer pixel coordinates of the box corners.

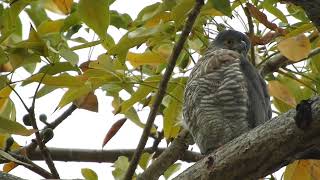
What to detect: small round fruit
<box><xmin>23</xmin><ymin>114</ymin><xmax>32</xmax><ymax>126</ymax></box>
<box><xmin>39</xmin><ymin>114</ymin><xmax>47</xmax><ymax>122</ymax></box>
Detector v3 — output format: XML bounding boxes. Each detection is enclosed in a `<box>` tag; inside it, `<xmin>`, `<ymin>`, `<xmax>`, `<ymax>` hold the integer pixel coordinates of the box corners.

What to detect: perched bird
<box><xmin>182</xmin><ymin>30</ymin><xmax>272</xmax><ymax>154</ymax></box>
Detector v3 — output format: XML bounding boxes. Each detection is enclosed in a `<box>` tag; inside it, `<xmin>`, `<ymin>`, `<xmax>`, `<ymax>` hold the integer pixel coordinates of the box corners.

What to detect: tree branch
<box><xmin>123</xmin><ymin>0</ymin><xmax>205</xmax><ymax>179</ymax></box>
<box><xmin>174</xmin><ymin>96</ymin><xmax>320</xmax><ymax>179</ymax></box>
<box><xmin>243</xmin><ymin>5</ymin><xmax>255</xmax><ymax>65</ymax></box>
<box><xmin>259</xmin><ymin>47</ymin><xmax>320</xmax><ymax>77</ymax></box>
<box><xmin>20</xmin><ymin>146</ymin><xmax>202</xmax><ymax>163</ymax></box>
<box><xmin>0</xmin><ymin>172</ymin><xmax>24</xmax><ymax>180</ymax></box>
<box><xmin>138</xmin><ymin>130</ymin><xmax>200</xmax><ymax>180</ymax></box>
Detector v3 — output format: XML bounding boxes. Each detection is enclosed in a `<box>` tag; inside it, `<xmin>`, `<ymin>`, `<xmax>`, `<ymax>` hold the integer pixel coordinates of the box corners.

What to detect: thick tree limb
<box><xmin>123</xmin><ymin>1</ymin><xmax>204</xmax><ymax>179</ymax></box>
<box><xmin>173</xmin><ymin>96</ymin><xmax>320</xmax><ymax>179</ymax></box>
<box><xmin>21</xmin><ymin>146</ymin><xmax>202</xmax><ymax>163</ymax></box>
<box><xmin>0</xmin><ymin>172</ymin><xmax>24</xmax><ymax>180</ymax></box>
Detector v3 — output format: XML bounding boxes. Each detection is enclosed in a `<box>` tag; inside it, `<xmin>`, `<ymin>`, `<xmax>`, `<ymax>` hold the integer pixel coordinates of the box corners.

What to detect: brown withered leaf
<box><xmin>79</xmin><ymin>61</ymin><xmax>91</xmax><ymax>72</ymax></box>
<box><xmin>0</xmin><ymin>62</ymin><xmax>13</xmax><ymax>72</ymax></box>
<box><xmin>102</xmin><ymin>118</ymin><xmax>127</xmax><ymax>148</ymax></box>
<box><xmin>246</xmin><ymin>3</ymin><xmax>286</xmax><ymax>35</ymax></box>
<box><xmin>250</xmin><ymin>31</ymin><xmax>281</xmax><ymax>45</ymax></box>
<box><xmin>74</xmin><ymin>92</ymin><xmax>98</xmax><ymax>112</ymax></box>
<box><xmin>3</xmin><ymin>162</ymin><xmax>18</xmax><ymax>172</ymax></box>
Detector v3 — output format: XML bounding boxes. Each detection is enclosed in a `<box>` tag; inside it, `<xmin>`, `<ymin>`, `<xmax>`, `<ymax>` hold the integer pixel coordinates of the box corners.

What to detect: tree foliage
<box><xmin>0</xmin><ymin>0</ymin><xmax>319</xmax><ymax>179</ymax></box>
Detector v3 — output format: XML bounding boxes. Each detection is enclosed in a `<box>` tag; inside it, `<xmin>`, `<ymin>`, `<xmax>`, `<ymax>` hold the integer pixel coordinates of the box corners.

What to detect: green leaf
<box><xmin>273</xmin><ymin>97</ymin><xmax>292</xmax><ymax>113</ymax></box>
<box><xmin>89</xmin><ymin>54</ymin><xmax>124</xmax><ymax>71</ymax></box>
<box><xmin>171</xmin><ymin>0</ymin><xmax>194</xmax><ymax>24</ymax></box>
<box><xmin>81</xmin><ymin>168</ymin><xmax>98</xmax><ymax>180</ymax></box>
<box><xmin>25</xmin><ymin>2</ymin><xmax>49</xmax><ymax>27</ymax></box>
<box><xmin>0</xmin><ymin>150</ymin><xmax>31</xmax><ymax>166</ymax></box>
<box><xmin>0</xmin><ymin>117</ymin><xmax>34</xmax><ymax>136</ymax></box>
<box><xmin>119</xmin><ymin>76</ymin><xmax>161</xmax><ymax>113</ymax></box>
<box><xmin>287</xmin><ymin>4</ymin><xmax>309</xmax><ymax>22</ymax></box>
<box><xmin>62</xmin><ymin>12</ymin><xmax>81</xmax><ymax>33</ymax></box>
<box><xmin>112</xmin><ymin>156</ymin><xmax>130</xmax><ymax>180</ymax></box>
<box><xmin>110</xmin><ymin>10</ymin><xmax>132</xmax><ymax>29</ymax></box>
<box><xmin>163</xmin><ymin>78</ymin><xmax>186</xmax><ymax>140</ymax></box>
<box><xmin>8</xmin><ymin>48</ymin><xmax>41</xmax><ymax>70</ymax></box>
<box><xmin>83</xmin><ymin>69</ymin><xmax>123</xmax><ymax>89</ymax></box>
<box><xmin>109</xmin><ymin>22</ymin><xmax>172</xmax><ymax>63</ymax></box>
<box><xmin>0</xmin><ymin>98</ymin><xmax>16</xmax><ymax>121</ymax></box>
<box><xmin>78</xmin><ymin>0</ymin><xmax>110</xmax><ymax>40</ymax></box>
<box><xmin>58</xmin><ymin>84</ymin><xmax>91</xmax><ymax>108</ymax></box>
<box><xmin>22</xmin><ymin>73</ymin><xmax>84</xmax><ymax>87</ymax></box>
<box><xmin>38</xmin><ymin>62</ymin><xmax>80</xmax><ymax>75</ymax></box>
<box><xmin>139</xmin><ymin>152</ymin><xmax>152</xmax><ymax>170</ymax></box>
<box><xmin>136</xmin><ymin>2</ymin><xmax>161</xmax><ymax>22</ymax></box>
<box><xmin>59</xmin><ymin>49</ymin><xmax>79</xmax><ymax>65</ymax></box>
<box><xmin>209</xmin><ymin>0</ymin><xmax>232</xmax><ymax>16</ymax></box>
<box><xmin>284</xmin><ymin>23</ymin><xmax>314</xmax><ymax>38</ymax></box>
<box><xmin>0</xmin><ymin>75</ymin><xmax>7</xmax><ymax>91</ymax></box>
<box><xmin>262</xmin><ymin>0</ymin><xmax>288</xmax><ymax>23</ymax></box>
<box><xmin>35</xmin><ymin>85</ymin><xmax>60</xmax><ymax>98</ymax></box>
<box><xmin>164</xmin><ymin>163</ymin><xmax>181</xmax><ymax>179</ymax></box>
<box><xmin>0</xmin><ymin>48</ymin><xmax>9</xmax><ymax>65</ymax></box>
<box><xmin>278</xmin><ymin>74</ymin><xmax>313</xmax><ymax>102</ymax></box>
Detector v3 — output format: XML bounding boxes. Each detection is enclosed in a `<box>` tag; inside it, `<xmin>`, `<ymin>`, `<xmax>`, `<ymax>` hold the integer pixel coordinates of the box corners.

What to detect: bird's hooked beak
<box><xmin>234</xmin><ymin>40</ymin><xmax>248</xmax><ymax>54</ymax></box>
<box><xmin>223</xmin><ymin>40</ymin><xmax>248</xmax><ymax>54</ymax></box>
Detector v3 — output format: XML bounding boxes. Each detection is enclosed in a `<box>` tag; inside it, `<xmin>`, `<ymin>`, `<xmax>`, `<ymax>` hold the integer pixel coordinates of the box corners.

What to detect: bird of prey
<box><xmin>182</xmin><ymin>30</ymin><xmax>272</xmax><ymax>154</ymax></box>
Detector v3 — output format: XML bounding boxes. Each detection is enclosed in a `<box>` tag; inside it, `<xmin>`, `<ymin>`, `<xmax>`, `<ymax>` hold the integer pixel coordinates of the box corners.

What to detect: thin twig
<box><xmin>243</xmin><ymin>5</ymin><xmax>256</xmax><ymax>65</ymax></box>
<box><xmin>278</xmin><ymin>69</ymin><xmax>317</xmax><ymax>93</ymax></box>
<box><xmin>123</xmin><ymin>1</ymin><xmax>205</xmax><ymax>179</ymax></box>
<box><xmin>260</xmin><ymin>47</ymin><xmax>320</xmax><ymax>77</ymax></box>
<box><xmin>10</xmin><ymin>154</ymin><xmax>53</xmax><ymax>178</ymax></box>
<box><xmin>6</xmin><ymin>83</ymin><xmax>29</xmax><ymax>112</ymax></box>
<box><xmin>48</xmin><ymin>104</ymin><xmax>78</xmax><ymax>129</ymax></box>
<box><xmin>29</xmin><ymin>71</ymin><xmax>60</xmax><ymax>178</ymax></box>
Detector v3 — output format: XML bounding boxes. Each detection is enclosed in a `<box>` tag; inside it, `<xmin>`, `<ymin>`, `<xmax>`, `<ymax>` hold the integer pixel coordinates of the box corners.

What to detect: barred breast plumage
<box><xmin>182</xmin><ymin>30</ymin><xmax>271</xmax><ymax>154</ymax></box>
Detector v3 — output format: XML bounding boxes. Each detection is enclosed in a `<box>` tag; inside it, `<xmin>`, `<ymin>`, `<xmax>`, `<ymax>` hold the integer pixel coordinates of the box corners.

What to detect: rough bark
<box><xmin>174</xmin><ymin>96</ymin><xmax>320</xmax><ymax>180</ymax></box>
<box><xmin>0</xmin><ymin>172</ymin><xmax>24</xmax><ymax>180</ymax></box>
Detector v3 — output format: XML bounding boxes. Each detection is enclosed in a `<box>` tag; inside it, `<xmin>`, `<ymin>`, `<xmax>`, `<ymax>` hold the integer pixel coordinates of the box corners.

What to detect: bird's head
<box><xmin>211</xmin><ymin>30</ymin><xmax>251</xmax><ymax>55</ymax></box>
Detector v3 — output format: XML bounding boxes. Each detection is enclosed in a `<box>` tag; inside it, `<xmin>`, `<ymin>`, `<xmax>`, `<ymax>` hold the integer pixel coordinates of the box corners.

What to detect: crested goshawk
<box><xmin>182</xmin><ymin>30</ymin><xmax>272</xmax><ymax>154</ymax></box>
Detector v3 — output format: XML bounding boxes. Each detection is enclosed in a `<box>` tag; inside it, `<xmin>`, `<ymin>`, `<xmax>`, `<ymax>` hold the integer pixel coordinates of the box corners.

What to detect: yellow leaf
<box><xmin>145</xmin><ymin>12</ymin><xmax>171</xmax><ymax>27</ymax></box>
<box><xmin>41</xmin><ymin>0</ymin><xmax>73</xmax><ymax>15</ymax></box>
<box><xmin>78</xmin><ymin>0</ymin><xmax>109</xmax><ymax>40</ymax></box>
<box><xmin>3</xmin><ymin>162</ymin><xmax>18</xmax><ymax>172</ymax></box>
<box><xmin>200</xmin><ymin>3</ymin><xmax>224</xmax><ymax>16</ymax></box>
<box><xmin>0</xmin><ymin>135</ymin><xmax>20</xmax><ymax>151</ymax></box>
<box><xmin>23</xmin><ymin>73</ymin><xmax>84</xmax><ymax>88</ymax></box>
<box><xmin>127</xmin><ymin>51</ymin><xmax>167</xmax><ymax>67</ymax></box>
<box><xmin>37</xmin><ymin>20</ymin><xmax>65</xmax><ymax>35</ymax></box>
<box><xmin>278</xmin><ymin>34</ymin><xmax>311</xmax><ymax>61</ymax></box>
<box><xmin>0</xmin><ymin>86</ymin><xmax>13</xmax><ymax>113</ymax></box>
<box><xmin>268</xmin><ymin>80</ymin><xmax>296</xmax><ymax>108</ymax></box>
<box><xmin>284</xmin><ymin>160</ymin><xmax>320</xmax><ymax>180</ymax></box>
<box><xmin>53</xmin><ymin>0</ymin><xmax>73</xmax><ymax>14</ymax></box>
